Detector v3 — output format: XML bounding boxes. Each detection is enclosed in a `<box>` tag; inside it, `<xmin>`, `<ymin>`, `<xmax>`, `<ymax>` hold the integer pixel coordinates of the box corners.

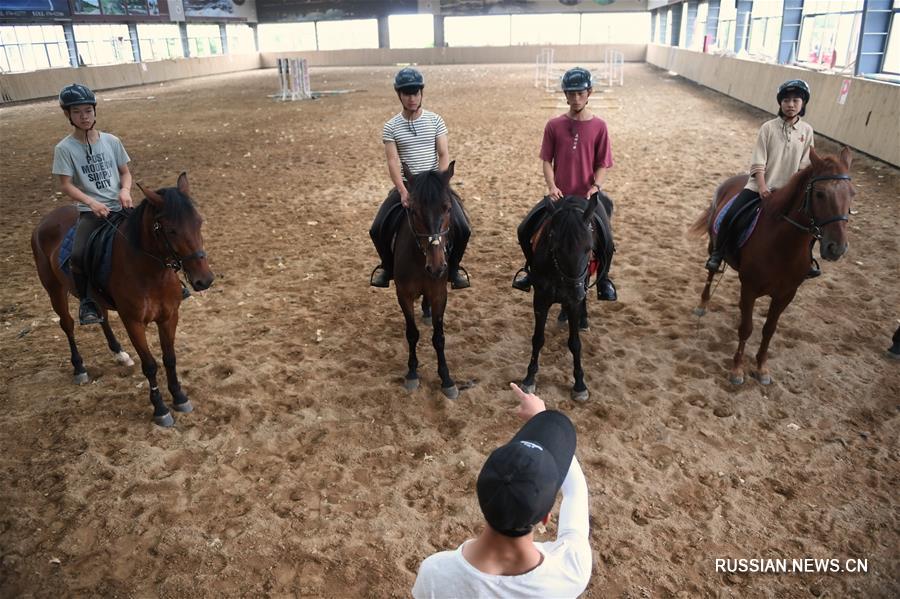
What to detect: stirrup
<box><xmin>705</xmin><ymin>253</ymin><xmax>725</xmax><ymax>273</ymax></box>
<box><xmin>181</xmin><ymin>284</ymin><xmax>191</xmax><ymax>300</ymax></box>
<box><xmin>450</xmin><ymin>266</ymin><xmax>470</xmax><ymax>290</ymax></box>
<box><xmin>512</xmin><ymin>267</ymin><xmax>531</xmax><ymax>291</ymax></box>
<box><xmin>805</xmin><ymin>258</ymin><xmax>822</xmax><ymax>280</ymax></box>
<box><xmin>78</xmin><ymin>299</ymin><xmax>104</xmax><ymax>325</ymax></box>
<box><xmin>370</xmin><ymin>265</ymin><xmax>391</xmax><ymax>288</ymax></box>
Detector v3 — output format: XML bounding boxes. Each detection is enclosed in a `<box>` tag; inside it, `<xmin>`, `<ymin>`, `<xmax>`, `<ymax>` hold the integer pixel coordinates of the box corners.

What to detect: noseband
<box><xmin>153</xmin><ymin>218</ymin><xmax>206</xmax><ymax>272</ymax></box>
<box><xmin>782</xmin><ymin>174</ymin><xmax>851</xmax><ymax>240</ymax></box>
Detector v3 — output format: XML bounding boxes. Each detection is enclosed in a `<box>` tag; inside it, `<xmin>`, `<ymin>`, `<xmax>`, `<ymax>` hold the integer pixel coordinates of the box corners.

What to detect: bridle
<box><xmin>782</xmin><ymin>174</ymin><xmax>852</xmax><ymax>240</ymax></box>
<box><xmin>152</xmin><ymin>215</ymin><xmax>206</xmax><ymax>272</ymax></box>
<box><xmin>405</xmin><ymin>205</ymin><xmax>450</xmax><ymax>257</ymax></box>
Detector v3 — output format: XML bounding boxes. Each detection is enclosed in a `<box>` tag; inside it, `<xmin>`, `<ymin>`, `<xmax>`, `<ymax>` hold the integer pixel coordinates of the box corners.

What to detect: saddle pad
<box><xmin>713</xmin><ymin>194</ymin><xmax>761</xmax><ymax>249</ymax></box>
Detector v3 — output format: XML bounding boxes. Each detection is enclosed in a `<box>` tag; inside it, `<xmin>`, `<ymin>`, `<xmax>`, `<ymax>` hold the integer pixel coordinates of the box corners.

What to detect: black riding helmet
<box><xmin>59</xmin><ymin>83</ymin><xmax>96</xmax><ymax>108</ymax></box>
<box><xmin>561</xmin><ymin>67</ymin><xmax>592</xmax><ymax>92</ymax></box>
<box><xmin>394</xmin><ymin>67</ymin><xmax>424</xmax><ymax>93</ymax></box>
<box><xmin>777</xmin><ymin>79</ymin><xmax>810</xmax><ymax>117</ymax></box>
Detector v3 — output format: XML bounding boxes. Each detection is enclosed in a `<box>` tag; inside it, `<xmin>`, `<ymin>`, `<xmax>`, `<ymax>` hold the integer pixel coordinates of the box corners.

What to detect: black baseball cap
<box><xmin>476</xmin><ymin>411</ymin><xmax>577</xmax><ymax>537</ymax></box>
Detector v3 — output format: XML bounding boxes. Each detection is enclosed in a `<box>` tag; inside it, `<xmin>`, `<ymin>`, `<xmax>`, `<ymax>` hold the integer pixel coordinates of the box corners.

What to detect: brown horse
<box><xmin>31</xmin><ymin>172</ymin><xmax>214</xmax><ymax>426</ymax></box>
<box><xmin>394</xmin><ymin>161</ymin><xmax>460</xmax><ymax>399</ymax></box>
<box><xmin>690</xmin><ymin>147</ymin><xmax>855</xmax><ymax>385</ymax></box>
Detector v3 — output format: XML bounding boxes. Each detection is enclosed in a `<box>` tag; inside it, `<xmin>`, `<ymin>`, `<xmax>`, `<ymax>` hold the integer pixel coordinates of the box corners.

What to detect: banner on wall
<box><xmin>184</xmin><ymin>0</ymin><xmax>257</xmax><ymax>21</ymax></box>
<box><xmin>0</xmin><ymin>0</ymin><xmax>70</xmax><ymax>18</ymax></box>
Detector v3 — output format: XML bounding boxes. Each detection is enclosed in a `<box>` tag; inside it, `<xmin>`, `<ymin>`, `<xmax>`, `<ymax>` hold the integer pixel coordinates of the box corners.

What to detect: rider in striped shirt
<box><xmin>369</xmin><ymin>67</ymin><xmax>471</xmax><ymax>290</ymax></box>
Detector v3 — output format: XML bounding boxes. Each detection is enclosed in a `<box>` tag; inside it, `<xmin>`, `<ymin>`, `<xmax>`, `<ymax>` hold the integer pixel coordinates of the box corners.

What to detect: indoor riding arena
<box><xmin>1</xmin><ymin>1</ymin><xmax>898</xmax><ymax>597</ymax></box>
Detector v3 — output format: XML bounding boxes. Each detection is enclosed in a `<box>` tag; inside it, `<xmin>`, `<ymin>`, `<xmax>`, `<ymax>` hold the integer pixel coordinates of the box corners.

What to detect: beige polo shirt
<box><xmin>746</xmin><ymin>116</ymin><xmax>814</xmax><ymax>192</ymax></box>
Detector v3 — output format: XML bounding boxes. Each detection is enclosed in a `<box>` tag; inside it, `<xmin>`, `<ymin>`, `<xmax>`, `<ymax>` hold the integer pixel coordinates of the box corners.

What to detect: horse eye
<box><xmin>167</xmin><ymin>229</ymin><xmax>177</xmax><ymax>237</ymax></box>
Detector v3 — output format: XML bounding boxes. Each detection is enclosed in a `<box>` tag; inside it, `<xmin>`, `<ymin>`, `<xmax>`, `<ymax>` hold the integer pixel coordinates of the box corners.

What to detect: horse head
<box><xmin>806</xmin><ymin>147</ymin><xmax>854</xmax><ymax>261</ymax></box>
<box><xmin>135</xmin><ymin>172</ymin><xmax>215</xmax><ymax>291</ymax></box>
<box><xmin>545</xmin><ymin>194</ymin><xmax>598</xmax><ymax>302</ymax></box>
<box><xmin>402</xmin><ymin>161</ymin><xmax>454</xmax><ymax>279</ymax></box>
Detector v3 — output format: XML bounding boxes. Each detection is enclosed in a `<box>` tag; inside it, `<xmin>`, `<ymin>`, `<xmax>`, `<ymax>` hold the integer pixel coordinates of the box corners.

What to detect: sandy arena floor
<box><xmin>1</xmin><ymin>63</ymin><xmax>898</xmax><ymax>597</ymax></box>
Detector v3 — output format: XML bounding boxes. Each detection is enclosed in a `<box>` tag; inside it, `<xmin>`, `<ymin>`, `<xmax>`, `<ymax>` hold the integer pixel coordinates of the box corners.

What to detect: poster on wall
<box><xmin>258</xmin><ymin>1</ymin><xmax>416</xmax><ymax>23</ymax></box>
<box><xmin>184</xmin><ymin>0</ymin><xmax>257</xmax><ymax>21</ymax></box>
<box><xmin>0</xmin><ymin>0</ymin><xmax>70</xmax><ymax>18</ymax></box>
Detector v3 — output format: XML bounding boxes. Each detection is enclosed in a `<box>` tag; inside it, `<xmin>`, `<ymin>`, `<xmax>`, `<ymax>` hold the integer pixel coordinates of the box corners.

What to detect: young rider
<box><xmin>52</xmin><ymin>83</ymin><xmax>133</xmax><ymax>325</ymax></box>
<box><xmin>369</xmin><ymin>67</ymin><xmax>471</xmax><ymax>290</ymax></box>
<box><xmin>706</xmin><ymin>79</ymin><xmax>819</xmax><ymax>278</ymax></box>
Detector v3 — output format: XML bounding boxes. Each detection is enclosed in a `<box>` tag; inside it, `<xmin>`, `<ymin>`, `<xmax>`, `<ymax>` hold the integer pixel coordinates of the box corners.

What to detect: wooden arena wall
<box><xmin>646</xmin><ymin>44</ymin><xmax>900</xmax><ymax>168</ymax></box>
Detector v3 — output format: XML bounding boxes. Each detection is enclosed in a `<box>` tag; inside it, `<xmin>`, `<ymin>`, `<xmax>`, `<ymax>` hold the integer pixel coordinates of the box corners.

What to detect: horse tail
<box><xmin>688</xmin><ymin>203</ymin><xmax>713</xmax><ymax>238</ymax></box>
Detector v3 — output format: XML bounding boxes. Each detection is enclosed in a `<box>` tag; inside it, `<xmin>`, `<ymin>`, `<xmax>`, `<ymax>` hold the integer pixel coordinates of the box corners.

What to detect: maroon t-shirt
<box><xmin>539</xmin><ymin>115</ymin><xmax>613</xmax><ymax>196</ymax></box>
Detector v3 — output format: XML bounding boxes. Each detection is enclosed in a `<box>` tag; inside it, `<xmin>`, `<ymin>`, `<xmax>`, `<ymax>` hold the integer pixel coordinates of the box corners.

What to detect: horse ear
<box><xmin>136</xmin><ymin>181</ymin><xmax>164</xmax><ymax>208</ymax></box>
<box><xmin>177</xmin><ymin>172</ymin><xmax>190</xmax><ymax>197</ymax></box>
<box><xmin>583</xmin><ymin>194</ymin><xmax>599</xmax><ymax>223</ymax></box>
<box><xmin>839</xmin><ymin>146</ymin><xmax>853</xmax><ymax>170</ymax></box>
<box><xmin>808</xmin><ymin>147</ymin><xmax>822</xmax><ymax>167</ymax></box>
<box><xmin>444</xmin><ymin>160</ymin><xmax>455</xmax><ymax>182</ymax></box>
<box><xmin>401</xmin><ymin>162</ymin><xmax>413</xmax><ymax>184</ymax></box>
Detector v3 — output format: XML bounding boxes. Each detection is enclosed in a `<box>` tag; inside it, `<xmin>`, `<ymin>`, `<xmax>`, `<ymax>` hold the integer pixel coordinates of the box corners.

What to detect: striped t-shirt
<box><xmin>382</xmin><ymin>110</ymin><xmax>448</xmax><ymax>176</ymax></box>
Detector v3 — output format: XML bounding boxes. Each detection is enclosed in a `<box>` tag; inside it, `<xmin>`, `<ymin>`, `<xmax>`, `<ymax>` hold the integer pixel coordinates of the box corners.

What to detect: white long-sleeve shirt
<box><xmin>412</xmin><ymin>457</ymin><xmax>592</xmax><ymax>599</ymax></box>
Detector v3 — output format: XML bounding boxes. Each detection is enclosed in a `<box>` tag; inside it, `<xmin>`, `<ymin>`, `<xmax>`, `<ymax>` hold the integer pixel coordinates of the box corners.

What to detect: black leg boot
<box><xmin>73</xmin><ymin>270</ymin><xmax>103</xmax><ymax>325</ymax></box>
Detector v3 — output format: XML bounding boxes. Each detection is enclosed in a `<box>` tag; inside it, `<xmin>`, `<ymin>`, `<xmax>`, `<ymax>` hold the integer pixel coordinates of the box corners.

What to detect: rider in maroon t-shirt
<box><xmin>514</xmin><ymin>67</ymin><xmax>618</xmax><ymax>314</ymax></box>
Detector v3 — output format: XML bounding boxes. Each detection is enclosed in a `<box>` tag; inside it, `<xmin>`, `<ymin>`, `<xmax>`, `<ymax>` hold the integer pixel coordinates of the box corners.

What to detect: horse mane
<box><xmin>124</xmin><ymin>187</ymin><xmax>198</xmax><ymax>249</ymax></box>
<box><xmin>409</xmin><ymin>170</ymin><xmax>449</xmax><ymax>209</ymax></box>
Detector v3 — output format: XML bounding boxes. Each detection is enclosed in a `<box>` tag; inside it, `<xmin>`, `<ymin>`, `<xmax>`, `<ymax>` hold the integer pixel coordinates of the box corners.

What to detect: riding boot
<box><xmin>888</xmin><ymin>326</ymin><xmax>900</xmax><ymax>359</ymax></box>
<box><xmin>597</xmin><ymin>277</ymin><xmax>617</xmax><ymax>301</ymax></box>
<box><xmin>705</xmin><ymin>224</ymin><xmax>729</xmax><ymax>273</ymax></box>
<box><xmin>448</xmin><ymin>248</ymin><xmax>470</xmax><ymax>289</ymax></box>
<box><xmin>73</xmin><ymin>269</ymin><xmax>103</xmax><ymax>325</ymax></box>
<box><xmin>805</xmin><ymin>241</ymin><xmax>821</xmax><ymax>279</ymax></box>
<box><xmin>181</xmin><ymin>282</ymin><xmax>192</xmax><ymax>300</ymax></box>
<box><xmin>512</xmin><ymin>265</ymin><xmax>531</xmax><ymax>291</ymax></box>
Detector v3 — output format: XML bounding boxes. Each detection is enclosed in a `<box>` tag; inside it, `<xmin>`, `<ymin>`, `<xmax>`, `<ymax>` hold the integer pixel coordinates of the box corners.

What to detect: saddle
<box><xmin>60</xmin><ymin>211</ymin><xmax>127</xmax><ymax>303</ymax></box>
<box><xmin>713</xmin><ymin>193</ymin><xmax>762</xmax><ymax>255</ymax></box>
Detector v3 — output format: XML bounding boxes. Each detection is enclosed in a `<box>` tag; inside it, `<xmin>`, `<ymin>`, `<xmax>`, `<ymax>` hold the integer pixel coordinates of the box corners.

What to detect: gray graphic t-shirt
<box><xmin>52</xmin><ymin>132</ymin><xmax>130</xmax><ymax>212</ymax></box>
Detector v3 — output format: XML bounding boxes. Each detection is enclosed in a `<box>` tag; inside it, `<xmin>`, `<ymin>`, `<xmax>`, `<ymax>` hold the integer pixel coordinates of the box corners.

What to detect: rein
<box><xmin>105</xmin><ymin>206</ymin><xmax>205</xmax><ymax>273</ymax></box>
<box><xmin>781</xmin><ymin>174</ymin><xmax>851</xmax><ymax>240</ymax></box>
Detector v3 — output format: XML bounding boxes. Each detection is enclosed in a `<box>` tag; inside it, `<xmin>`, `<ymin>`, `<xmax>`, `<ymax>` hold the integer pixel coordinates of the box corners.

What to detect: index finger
<box><xmin>510</xmin><ymin>382</ymin><xmax>529</xmax><ymax>399</ymax></box>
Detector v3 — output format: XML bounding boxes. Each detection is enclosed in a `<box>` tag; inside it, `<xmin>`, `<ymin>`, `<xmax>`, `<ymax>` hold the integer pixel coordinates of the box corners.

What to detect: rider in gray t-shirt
<box><xmin>51</xmin><ymin>84</ymin><xmax>133</xmax><ymax>325</ymax></box>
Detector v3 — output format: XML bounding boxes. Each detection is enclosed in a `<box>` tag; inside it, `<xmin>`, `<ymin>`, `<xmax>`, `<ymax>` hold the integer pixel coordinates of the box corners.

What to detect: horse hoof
<box><xmin>73</xmin><ymin>372</ymin><xmax>89</xmax><ymax>385</ymax></box>
<box><xmin>404</xmin><ymin>378</ymin><xmax>419</xmax><ymax>391</ymax></box>
<box><xmin>729</xmin><ymin>374</ymin><xmax>744</xmax><ymax>386</ymax></box>
<box><xmin>154</xmin><ymin>412</ymin><xmax>175</xmax><ymax>427</ymax></box>
<box><xmin>173</xmin><ymin>400</ymin><xmax>193</xmax><ymax>413</ymax></box>
<box><xmin>753</xmin><ymin>372</ymin><xmax>772</xmax><ymax>386</ymax></box>
<box><xmin>521</xmin><ymin>383</ymin><xmax>536</xmax><ymax>394</ymax></box>
<box><xmin>571</xmin><ymin>389</ymin><xmax>589</xmax><ymax>402</ymax></box>
<box><xmin>693</xmin><ymin>307</ymin><xmax>706</xmax><ymax>317</ymax></box>
<box><xmin>441</xmin><ymin>385</ymin><xmax>459</xmax><ymax>400</ymax></box>
<box><xmin>114</xmin><ymin>351</ymin><xmax>134</xmax><ymax>367</ymax></box>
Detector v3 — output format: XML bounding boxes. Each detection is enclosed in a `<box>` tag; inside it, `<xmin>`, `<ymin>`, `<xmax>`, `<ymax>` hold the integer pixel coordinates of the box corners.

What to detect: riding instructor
<box><xmin>369</xmin><ymin>67</ymin><xmax>471</xmax><ymax>290</ymax></box>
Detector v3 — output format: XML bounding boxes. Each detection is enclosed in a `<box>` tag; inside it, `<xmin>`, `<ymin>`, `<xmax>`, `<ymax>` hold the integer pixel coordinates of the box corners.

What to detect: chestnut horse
<box><xmin>690</xmin><ymin>148</ymin><xmax>855</xmax><ymax>384</ymax></box>
<box><xmin>394</xmin><ymin>162</ymin><xmax>460</xmax><ymax>399</ymax></box>
<box><xmin>521</xmin><ymin>194</ymin><xmax>599</xmax><ymax>401</ymax></box>
<box><xmin>31</xmin><ymin>172</ymin><xmax>214</xmax><ymax>426</ymax></box>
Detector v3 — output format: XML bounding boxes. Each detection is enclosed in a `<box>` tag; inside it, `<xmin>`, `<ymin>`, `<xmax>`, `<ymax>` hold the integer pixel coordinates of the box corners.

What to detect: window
<box><xmin>797</xmin><ymin>0</ymin><xmax>865</xmax><ymax>68</ymax></box>
<box><xmin>692</xmin><ymin>0</ymin><xmax>709</xmax><ymax>51</ymax></box>
<box><xmin>510</xmin><ymin>13</ymin><xmax>580</xmax><ymax>45</ymax></box>
<box><xmin>580</xmin><ymin>13</ymin><xmax>650</xmax><ymax>44</ymax></box>
<box><xmin>186</xmin><ymin>23</ymin><xmax>222</xmax><ymax>57</ymax></box>
<box><xmin>136</xmin><ymin>23</ymin><xmax>183</xmax><ymax>61</ymax></box>
<box><xmin>0</xmin><ymin>25</ymin><xmax>70</xmax><ymax>73</ymax></box>
<box><xmin>389</xmin><ymin>14</ymin><xmax>434</xmax><ymax>48</ymax></box>
<box><xmin>715</xmin><ymin>0</ymin><xmax>737</xmax><ymax>52</ymax></box>
<box><xmin>226</xmin><ymin>23</ymin><xmax>255</xmax><ymax>54</ymax></box>
<box><xmin>445</xmin><ymin>15</ymin><xmax>510</xmax><ymax>46</ymax></box>
<box><xmin>316</xmin><ymin>19</ymin><xmax>377</xmax><ymax>50</ymax></box>
<box><xmin>258</xmin><ymin>23</ymin><xmax>317</xmax><ymax>52</ymax></box>
<box><xmin>882</xmin><ymin>1</ymin><xmax>900</xmax><ymax>74</ymax></box>
<box><xmin>73</xmin><ymin>23</ymin><xmax>134</xmax><ymax>66</ymax></box>
<box><xmin>748</xmin><ymin>0</ymin><xmax>783</xmax><ymax>59</ymax></box>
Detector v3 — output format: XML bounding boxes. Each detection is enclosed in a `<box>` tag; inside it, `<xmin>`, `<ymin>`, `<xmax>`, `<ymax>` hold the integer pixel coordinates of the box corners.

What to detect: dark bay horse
<box><xmin>31</xmin><ymin>172</ymin><xmax>214</xmax><ymax>426</ymax></box>
<box><xmin>394</xmin><ymin>162</ymin><xmax>460</xmax><ymax>399</ymax></box>
<box><xmin>690</xmin><ymin>147</ymin><xmax>855</xmax><ymax>385</ymax></box>
<box><xmin>521</xmin><ymin>194</ymin><xmax>599</xmax><ymax>401</ymax></box>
